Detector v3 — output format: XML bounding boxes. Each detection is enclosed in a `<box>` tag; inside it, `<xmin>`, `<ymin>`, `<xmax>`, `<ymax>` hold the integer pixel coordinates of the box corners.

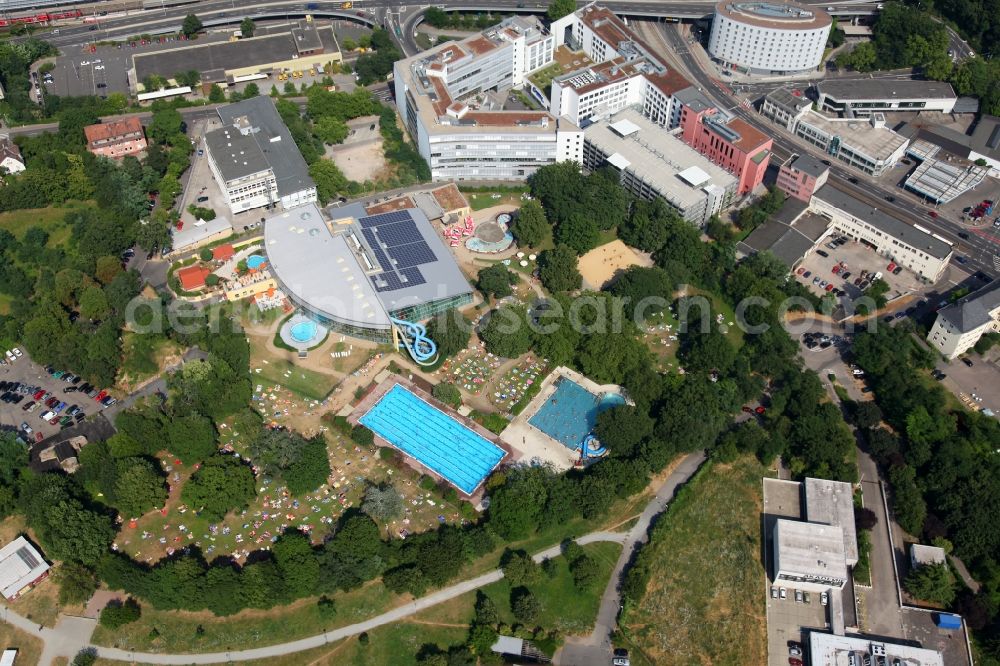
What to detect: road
<box><xmin>640</xmin><ymin>20</ymin><xmax>998</xmax><ymax>278</ymax></box>
<box><xmin>0</xmin><ymin>452</ymin><xmax>708</xmax><ymax>665</ymax></box>
<box><xmin>558</xmin><ymin>450</ymin><xmax>707</xmax><ymax>665</ymax></box>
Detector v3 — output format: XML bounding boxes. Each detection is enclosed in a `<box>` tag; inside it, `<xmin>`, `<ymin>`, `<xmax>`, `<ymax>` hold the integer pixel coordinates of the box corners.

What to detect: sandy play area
<box><xmin>578</xmin><ymin>239</ymin><xmax>653</xmax><ymax>289</ymax></box>
<box><xmin>328</xmin><ymin>140</ymin><xmax>387</xmax><ymax>182</ymax></box>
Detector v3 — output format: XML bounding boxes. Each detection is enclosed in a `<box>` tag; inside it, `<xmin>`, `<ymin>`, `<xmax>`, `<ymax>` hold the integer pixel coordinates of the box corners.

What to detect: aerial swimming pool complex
<box><xmin>528</xmin><ymin>377</ymin><xmax>625</xmax><ymax>451</ymax></box>
<box><xmin>359</xmin><ymin>384</ymin><xmax>506</xmax><ymax>494</ymax></box>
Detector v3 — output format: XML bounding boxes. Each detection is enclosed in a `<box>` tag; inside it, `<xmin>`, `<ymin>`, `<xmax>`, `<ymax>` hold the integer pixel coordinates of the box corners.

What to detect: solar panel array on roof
<box><xmin>16</xmin><ymin>547</ymin><xmax>40</xmax><ymax>570</ymax></box>
<box><xmin>357</xmin><ymin>209</ymin><xmax>442</xmax><ymax>293</ymax></box>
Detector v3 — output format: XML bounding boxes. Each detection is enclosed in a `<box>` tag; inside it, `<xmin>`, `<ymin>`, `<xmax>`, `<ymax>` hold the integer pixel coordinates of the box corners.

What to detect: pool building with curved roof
<box><xmin>263</xmin><ymin>202</ymin><xmax>473</xmax><ymax>343</ymax></box>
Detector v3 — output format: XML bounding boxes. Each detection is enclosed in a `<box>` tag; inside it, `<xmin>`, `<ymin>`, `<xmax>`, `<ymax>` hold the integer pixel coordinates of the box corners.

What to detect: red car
<box><xmin>789</xmin><ymin>659</ymin><xmax>803</xmax><ymax>666</ymax></box>
<box><xmin>928</xmin><ymin>210</ymin><xmax>938</xmax><ymax>218</ymax></box>
<box><xmin>887</xmin><ymin>262</ymin><xmax>897</xmax><ymax>272</ymax></box>
<box><xmin>825</xmin><ymin>284</ymin><xmax>835</xmax><ymax>291</ymax></box>
<box><xmin>755</xmin><ymin>406</ymin><xmax>766</xmax><ymax>415</ymax></box>
<box><xmin>796</xmin><ymin>267</ymin><xmax>806</xmax><ymax>275</ymax></box>
<box><xmin>34</xmin><ymin>432</ymin><xmax>43</xmax><ymax>443</ymax></box>
<box><xmin>33</xmin><ymin>389</ymin><xmax>45</xmax><ymax>401</ymax></box>
<box><xmin>45</xmin><ymin>397</ymin><xmax>58</xmax><ymax>408</ymax></box>
<box><xmin>741</xmin><ymin>406</ymin><xmax>753</xmax><ymax>413</ymax></box>
<box><xmin>47</xmin><ymin>414</ymin><xmax>60</xmax><ymax>425</ymax></box>
<box><xmin>832</xmin><ymin>265</ymin><xmax>841</xmax><ymax>274</ymax></box>
<box><xmin>94</xmin><ymin>390</ymin><xmax>107</xmax><ymax>402</ymax></box>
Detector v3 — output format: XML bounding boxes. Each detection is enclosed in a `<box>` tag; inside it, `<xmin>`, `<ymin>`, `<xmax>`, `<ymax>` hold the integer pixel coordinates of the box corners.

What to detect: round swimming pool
<box><xmin>246</xmin><ymin>255</ymin><xmax>267</xmax><ymax>270</ymax></box>
<box><xmin>289</xmin><ymin>320</ymin><xmax>318</xmax><ymax>343</ymax></box>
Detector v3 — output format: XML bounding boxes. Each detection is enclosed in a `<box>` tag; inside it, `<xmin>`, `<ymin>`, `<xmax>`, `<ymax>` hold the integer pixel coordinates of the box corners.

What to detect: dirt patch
<box><xmin>577</xmin><ymin>239</ymin><xmax>651</xmax><ymax>290</ymax></box>
<box><xmin>85</xmin><ymin>589</ymin><xmax>122</xmax><ymax>619</ymax></box>
<box><xmin>327</xmin><ymin>140</ymin><xmax>387</xmax><ymax>182</ymax></box>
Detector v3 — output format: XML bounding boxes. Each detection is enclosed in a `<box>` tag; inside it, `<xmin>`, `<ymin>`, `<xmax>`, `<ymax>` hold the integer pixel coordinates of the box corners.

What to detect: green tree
<box><xmin>555</xmin><ymin>212</ymin><xmax>599</xmax><ymax>254</ymax></box>
<box><xmin>243</xmin><ymin>83</ymin><xmax>260</xmax><ymax>98</ymax></box>
<box><xmin>181</xmin><ymin>14</ymin><xmax>203</xmax><ymax>38</ymax></box>
<box><xmin>569</xmin><ymin>552</ymin><xmax>600</xmax><ymax>589</ymax></box>
<box><xmin>904</xmin><ymin>562</ymin><xmax>956</xmax><ymax>605</ymax></box>
<box><xmin>426</xmin><ymin>312</ymin><xmax>472</xmax><ymax>361</ymax></box>
<box><xmin>501</xmin><ymin>550</ymin><xmax>542</xmax><ymax>587</ymax></box>
<box><xmin>361</xmin><ymin>483</ymin><xmax>404</xmax><ymax>524</ymax></box>
<box><xmin>149</xmin><ymin>108</ymin><xmax>184</xmax><ymax>145</ymax></box>
<box><xmin>476</xmin><ymin>264</ymin><xmax>518</xmax><ymax>299</ymax></box>
<box><xmin>208</xmin><ymin>84</ymin><xmax>226</xmax><ymax>103</ymax></box>
<box><xmin>314</xmin><ymin>116</ymin><xmax>350</xmax><ymax>144</ymax></box>
<box><xmin>240</xmin><ymin>17</ymin><xmax>256</xmax><ymax>37</ymax></box>
<box><xmin>852</xmin><ymin>401</ymin><xmax>884</xmax><ymax>430</ymax></box>
<box><xmin>512</xmin><ymin>200</ymin><xmax>549</xmax><ymax>248</ymax></box>
<box><xmin>547</xmin><ymin>0</ymin><xmax>577</xmax><ymax>21</ymax></box>
<box><xmin>473</xmin><ymin>591</ymin><xmax>498</xmax><ymax>625</ymax></box>
<box><xmin>78</xmin><ymin>286</ymin><xmax>110</xmax><ymax>321</ymax></box>
<box><xmin>54</xmin><ymin>562</ymin><xmax>98</xmax><ymax>606</ymax></box>
<box><xmin>284</xmin><ymin>437</ymin><xmax>331</xmax><ymax>495</ymax></box>
<box><xmin>510</xmin><ymin>587</ymin><xmax>541</xmax><ymax>625</ymax></box>
<box><xmin>309</xmin><ymin>159</ymin><xmax>349</xmax><ymax>204</ymax></box>
<box><xmin>167</xmin><ymin>413</ymin><xmax>216</xmax><ymax>463</ymax></box>
<box><xmin>538</xmin><ymin>244</ymin><xmax>581</xmax><ymax>293</ymax></box>
<box><xmin>114</xmin><ymin>457</ymin><xmax>167</xmax><ymax>517</ymax></box>
<box><xmin>273</xmin><ymin>531</ymin><xmax>320</xmax><ymax>598</ymax></box>
<box><xmin>432</xmin><ymin>382</ymin><xmax>462</xmax><ymax>408</ymax></box>
<box><xmin>99</xmin><ymin>598</ymin><xmax>141</xmax><ymax>628</ymax></box>
<box><xmin>479</xmin><ymin>306</ymin><xmax>532</xmax><ymax>358</ymax></box>
<box><xmin>180</xmin><ymin>455</ymin><xmax>256</xmax><ymax>521</ymax></box>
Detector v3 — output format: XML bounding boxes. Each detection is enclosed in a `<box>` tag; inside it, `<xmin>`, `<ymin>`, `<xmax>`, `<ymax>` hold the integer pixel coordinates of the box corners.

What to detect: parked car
<box><xmin>771</xmin><ymin>586</ymin><xmax>778</xmax><ymax>598</ymax></box>
<box><xmin>21</xmin><ymin>401</ymin><xmax>35</xmax><ymax>412</ymax></box>
<box><xmin>794</xmin><ymin>589</ymin><xmax>804</xmax><ymax>603</ymax></box>
<box><xmin>816</xmin><ymin>249</ymin><xmax>829</xmax><ymax>258</ymax></box>
<box><xmin>95</xmin><ymin>390</ymin><xmax>108</xmax><ymax>401</ymax></box>
<box><xmin>821</xmin><ymin>591</ymin><xmax>829</xmax><ymax>606</ymax></box>
<box><xmin>962</xmin><ymin>357</ymin><xmax>974</xmax><ymax>367</ymax></box>
<box><xmin>779</xmin><ymin>587</ymin><xmax>787</xmax><ymax>599</ymax></box>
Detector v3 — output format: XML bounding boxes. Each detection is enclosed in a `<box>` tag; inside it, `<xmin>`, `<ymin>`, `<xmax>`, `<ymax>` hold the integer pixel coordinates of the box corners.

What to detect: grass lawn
<box><xmin>621</xmin><ymin>454</ymin><xmax>768</xmax><ymax>666</ymax></box>
<box><xmin>0</xmin><ymin>621</ymin><xmax>45</xmax><ymax>666</ymax></box>
<box><xmin>689</xmin><ymin>286</ymin><xmax>745</xmax><ymax>350</ymax></box>
<box><xmin>464</xmin><ymin>190</ymin><xmax>528</xmax><ymax>211</ymax></box>
<box><xmin>246</xmin><ymin>333</ymin><xmax>341</xmax><ymax>401</ymax></box>
<box><xmin>480</xmin><ymin>541</ymin><xmax>621</xmax><ymax>637</ymax></box>
<box><xmin>0</xmin><ymin>200</ymin><xmax>93</xmax><ymax>248</ymax></box>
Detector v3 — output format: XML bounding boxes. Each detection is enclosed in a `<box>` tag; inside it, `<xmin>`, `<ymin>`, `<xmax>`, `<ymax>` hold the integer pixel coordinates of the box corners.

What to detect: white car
<box><xmin>821</xmin><ymin>591</ymin><xmax>829</xmax><ymax>606</ymax></box>
<box><xmin>94</xmin><ymin>65</ymin><xmax>105</xmax><ymax>70</ymax></box>
<box><xmin>4</xmin><ymin>350</ymin><xmax>15</xmax><ymax>362</ymax></box>
<box><xmin>80</xmin><ymin>60</ymin><xmax>90</xmax><ymax>66</ymax></box>
<box><xmin>93</xmin><ymin>59</ymin><xmax>102</xmax><ymax>64</ymax></box>
<box><xmin>12</xmin><ymin>347</ymin><xmax>22</xmax><ymax>358</ymax></box>
<box><xmin>39</xmin><ymin>410</ymin><xmax>56</xmax><ymax>422</ymax></box>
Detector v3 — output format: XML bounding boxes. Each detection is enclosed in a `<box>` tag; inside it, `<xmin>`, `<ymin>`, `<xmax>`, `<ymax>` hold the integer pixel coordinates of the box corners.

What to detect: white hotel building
<box><xmin>708</xmin><ymin>1</ymin><xmax>831</xmax><ymax>76</ymax></box>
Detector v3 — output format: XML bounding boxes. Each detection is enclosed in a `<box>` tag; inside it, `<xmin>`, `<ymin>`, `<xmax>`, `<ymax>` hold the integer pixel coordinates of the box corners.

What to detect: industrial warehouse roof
<box><xmin>210</xmin><ymin>96</ymin><xmax>314</xmax><ymax>198</ymax></box>
<box><xmin>808</xmin><ymin>632</ymin><xmax>943</xmax><ymax>666</ymax></box>
<box><xmin>814</xmin><ymin>185</ymin><xmax>953</xmax><ymax>260</ymax></box>
<box><xmin>264</xmin><ymin>203</ymin><xmax>472</xmax><ymax>329</ymax></box>
<box><xmin>133</xmin><ymin>22</ymin><xmax>338</xmax><ymax>81</ymax></box>
<box><xmin>805</xmin><ymin>477</ymin><xmax>858</xmax><ymax>565</ymax></box>
<box><xmin>774</xmin><ymin>519</ymin><xmax>848</xmax><ymax>582</ymax></box>
<box><xmin>817</xmin><ymin>79</ymin><xmax>957</xmax><ymax>102</ymax></box>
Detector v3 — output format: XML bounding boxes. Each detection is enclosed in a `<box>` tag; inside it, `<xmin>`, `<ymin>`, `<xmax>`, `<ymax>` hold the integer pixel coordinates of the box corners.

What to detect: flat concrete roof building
<box><xmin>264</xmin><ymin>203</ymin><xmax>473</xmax><ymax>343</ymax></box>
<box><xmin>793</xmin><ymin>111</ymin><xmax>909</xmax><ymax>177</ymax></box>
<box><xmin>761</xmin><ymin>87</ymin><xmax>812</xmax><ymax>131</ymax></box>
<box><xmin>805</xmin><ymin>478</ymin><xmax>858</xmax><ymax>567</ymax></box>
<box><xmin>709</xmin><ymin>1</ymin><xmax>831</xmax><ymax>76</ymax></box>
<box><xmin>816</xmin><ymin>79</ymin><xmax>958</xmax><ymax>116</ymax></box>
<box><xmin>910</xmin><ymin>543</ymin><xmax>948</xmax><ymax>568</ymax></box>
<box><xmin>0</xmin><ymin>537</ymin><xmax>49</xmax><ymax>600</ymax></box>
<box><xmin>582</xmin><ymin>108</ymin><xmax>738</xmax><ymax>225</ymax></box>
<box><xmin>737</xmin><ymin>200</ymin><xmax>830</xmax><ymax>268</ymax></box>
<box><xmin>132</xmin><ymin>21</ymin><xmax>342</xmax><ymax>88</ymax></box>
<box><xmin>808</xmin><ymin>632</ymin><xmax>944</xmax><ymax>666</ymax></box>
<box><xmin>774</xmin><ymin>518</ymin><xmax>848</xmax><ymax>591</ymax></box>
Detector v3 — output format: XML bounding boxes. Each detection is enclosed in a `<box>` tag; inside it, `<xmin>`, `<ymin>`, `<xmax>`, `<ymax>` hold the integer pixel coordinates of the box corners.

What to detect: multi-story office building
<box><xmin>816</xmin><ymin>79</ymin><xmax>958</xmax><ymax>116</ymax></box>
<box><xmin>679</xmin><ymin>96</ymin><xmax>772</xmax><ymax>194</ymax></box>
<box><xmin>204</xmin><ymin>96</ymin><xmax>316</xmax><ymax>214</ymax></box>
<box><xmin>548</xmin><ymin>4</ymin><xmax>691</xmax><ymax>127</ymax></box>
<box><xmin>927</xmin><ymin>281</ymin><xmax>1000</xmax><ymax>359</ymax></box>
<box><xmin>582</xmin><ymin>108</ymin><xmax>738</xmax><ymax>225</ymax></box>
<box><xmin>708</xmin><ymin>1</ymin><xmax>831</xmax><ymax>76</ymax></box>
<box><xmin>84</xmin><ymin>117</ymin><xmax>147</xmax><ymax>159</ymax></box>
<box><xmin>394</xmin><ymin>16</ymin><xmax>583</xmax><ymax>182</ymax></box>
<box><xmin>776</xmin><ymin>153</ymin><xmax>829</xmax><ymax>202</ymax></box>
<box><xmin>760</xmin><ymin>87</ymin><xmax>812</xmax><ymax>131</ymax></box>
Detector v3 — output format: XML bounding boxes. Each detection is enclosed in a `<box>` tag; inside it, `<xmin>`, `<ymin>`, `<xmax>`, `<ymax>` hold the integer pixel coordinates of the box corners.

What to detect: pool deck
<box><xmin>499</xmin><ymin>366</ymin><xmax>625</xmax><ymax>471</ymax></box>
<box><xmin>347</xmin><ymin>374</ymin><xmax>514</xmax><ymax>500</ymax></box>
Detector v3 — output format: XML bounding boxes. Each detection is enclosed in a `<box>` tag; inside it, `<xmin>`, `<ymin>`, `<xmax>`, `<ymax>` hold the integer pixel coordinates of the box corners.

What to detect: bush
<box><xmin>432</xmin><ymin>382</ymin><xmax>462</xmax><ymax>408</ymax></box>
<box><xmin>99</xmin><ymin>597</ymin><xmax>141</xmax><ymax>629</ymax></box>
<box><xmin>472</xmin><ymin>411</ymin><xmax>508</xmax><ymax>434</ymax></box>
<box><xmin>419</xmin><ymin>475</ymin><xmax>437</xmax><ymax>491</ymax></box>
<box><xmin>316</xmin><ymin>595</ymin><xmax>337</xmax><ymax>618</ymax></box>
<box><xmin>351</xmin><ymin>425</ymin><xmax>375</xmax><ymax>447</ymax></box>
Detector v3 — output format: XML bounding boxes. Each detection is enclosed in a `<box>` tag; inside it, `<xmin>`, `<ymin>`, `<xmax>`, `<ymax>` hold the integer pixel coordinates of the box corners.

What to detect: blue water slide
<box><xmin>391</xmin><ymin>317</ymin><xmax>438</xmax><ymax>366</ymax></box>
<box><xmin>580</xmin><ymin>434</ymin><xmax>607</xmax><ymax>458</ymax></box>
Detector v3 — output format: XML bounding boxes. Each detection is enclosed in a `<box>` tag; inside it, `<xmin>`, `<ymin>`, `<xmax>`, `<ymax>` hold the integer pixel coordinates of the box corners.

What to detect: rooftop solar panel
<box><xmin>400</xmin><ymin>267</ymin><xmax>426</xmax><ymax>287</ymax></box>
<box><xmin>371</xmin><ymin>271</ymin><xmax>405</xmax><ymax>292</ymax></box>
<box><xmin>372</xmin><ymin>222</ymin><xmax>423</xmax><ymax>247</ymax></box>
<box><xmin>359</xmin><ymin>210</ymin><xmax>414</xmax><ymax>228</ymax></box>
<box><xmin>390</xmin><ymin>240</ymin><xmax>437</xmax><ymax>268</ymax></box>
<box><xmin>362</xmin><ymin>229</ymin><xmax>391</xmax><ymax>269</ymax></box>
<box><xmin>16</xmin><ymin>547</ymin><xmax>40</xmax><ymax>569</ymax></box>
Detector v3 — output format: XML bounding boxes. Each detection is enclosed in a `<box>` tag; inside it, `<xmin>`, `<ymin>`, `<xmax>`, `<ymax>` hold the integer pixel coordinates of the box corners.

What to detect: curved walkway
<box><xmin>6</xmin><ymin>457</ymin><xmax>702</xmax><ymax>665</ymax></box>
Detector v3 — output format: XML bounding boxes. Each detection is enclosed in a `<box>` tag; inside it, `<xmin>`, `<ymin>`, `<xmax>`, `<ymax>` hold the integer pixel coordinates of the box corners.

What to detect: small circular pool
<box><xmin>289</xmin><ymin>320</ymin><xmax>318</xmax><ymax>343</ymax></box>
<box><xmin>246</xmin><ymin>255</ymin><xmax>267</xmax><ymax>270</ymax></box>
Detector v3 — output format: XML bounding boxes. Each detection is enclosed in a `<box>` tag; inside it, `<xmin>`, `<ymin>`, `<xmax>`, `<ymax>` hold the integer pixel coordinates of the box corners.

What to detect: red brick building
<box><xmin>84</xmin><ymin>117</ymin><xmax>147</xmax><ymax>159</ymax></box>
<box><xmin>776</xmin><ymin>154</ymin><xmax>830</xmax><ymax>203</ymax></box>
<box><xmin>177</xmin><ymin>265</ymin><xmax>212</xmax><ymax>291</ymax></box>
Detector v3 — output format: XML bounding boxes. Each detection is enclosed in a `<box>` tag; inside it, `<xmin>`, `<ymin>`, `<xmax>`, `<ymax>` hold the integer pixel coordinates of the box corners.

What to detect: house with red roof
<box><xmin>177</xmin><ymin>265</ymin><xmax>212</xmax><ymax>291</ymax></box>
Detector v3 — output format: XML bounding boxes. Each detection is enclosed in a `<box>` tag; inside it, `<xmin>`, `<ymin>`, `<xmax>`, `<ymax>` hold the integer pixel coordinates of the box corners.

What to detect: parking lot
<box><xmin>0</xmin><ymin>351</ymin><xmax>113</xmax><ymax>444</ymax></box>
<box><xmin>793</xmin><ymin>236</ymin><xmax>927</xmax><ymax>310</ymax></box>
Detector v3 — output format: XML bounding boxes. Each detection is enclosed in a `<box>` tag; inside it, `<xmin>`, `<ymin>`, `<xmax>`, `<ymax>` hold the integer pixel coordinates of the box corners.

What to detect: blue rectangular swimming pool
<box><xmin>359</xmin><ymin>384</ymin><xmax>506</xmax><ymax>494</ymax></box>
<box><xmin>528</xmin><ymin>378</ymin><xmax>625</xmax><ymax>451</ymax></box>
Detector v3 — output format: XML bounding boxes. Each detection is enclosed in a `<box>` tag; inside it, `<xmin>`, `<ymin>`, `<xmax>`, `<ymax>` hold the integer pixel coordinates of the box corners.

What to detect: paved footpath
<box><xmin>558</xmin><ymin>450</ymin><xmax>707</xmax><ymax>665</ymax></box>
<box><xmin>3</xmin><ymin>453</ymin><xmax>704</xmax><ymax>665</ymax></box>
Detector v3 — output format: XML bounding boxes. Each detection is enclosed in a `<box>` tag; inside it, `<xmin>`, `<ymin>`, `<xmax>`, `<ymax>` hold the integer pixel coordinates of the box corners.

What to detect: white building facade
<box><xmin>927</xmin><ymin>281</ymin><xmax>1000</xmax><ymax>359</ymax></box>
<box><xmin>708</xmin><ymin>1</ymin><xmax>831</xmax><ymax>76</ymax></box>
